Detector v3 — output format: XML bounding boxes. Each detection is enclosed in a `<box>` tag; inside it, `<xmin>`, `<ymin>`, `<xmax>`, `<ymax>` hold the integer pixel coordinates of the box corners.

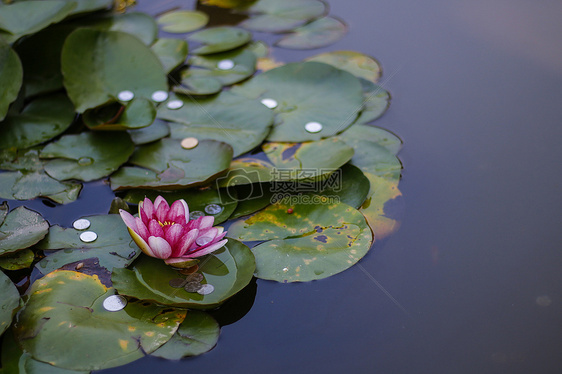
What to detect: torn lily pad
<box><xmin>112</xmin><ymin>239</ymin><xmax>255</xmax><ymax>309</ymax></box>
<box><xmin>157</xmin><ymin>10</ymin><xmax>209</xmax><ymax>33</ymax></box>
<box><xmin>276</xmin><ymin>16</ymin><xmax>348</xmax><ymax>50</ymax></box>
<box><xmin>40</xmin><ymin>131</ymin><xmax>135</xmax><ymax>182</ymax></box>
<box><xmin>61</xmin><ymin>28</ymin><xmax>167</xmax><ymax>113</ymax></box>
<box><xmin>151</xmin><ymin>310</ymin><xmax>220</xmax><ymax>359</ymax></box>
<box><xmin>13</xmin><ymin>270</ymin><xmax>186</xmax><ymax>371</ymax></box>
<box><xmin>228</xmin><ymin>200</ymin><xmax>373</xmax><ymax>282</ymax></box>
<box><xmin>232</xmin><ymin>62</ymin><xmax>364</xmax><ymax>141</ymax></box>
<box><xmin>158</xmin><ymin>92</ymin><xmax>274</xmax><ymax>157</ymax></box>
<box><xmin>0</xmin><ymin>270</ymin><xmax>20</xmax><ymax>336</ymax></box>
<box><xmin>34</xmin><ymin>214</ymin><xmax>140</xmax><ymax>282</ymax></box>
<box><xmin>240</xmin><ymin>0</ymin><xmax>326</xmax><ymax>33</ymax></box>
<box><xmin>189</xmin><ymin>27</ymin><xmax>252</xmax><ymax>55</ymax></box>
<box><xmin>0</xmin><ymin>206</ymin><xmax>48</xmax><ymax>256</ymax></box>
<box><xmin>0</xmin><ymin>41</ymin><xmax>23</xmax><ymax>120</ymax></box>
<box><xmin>110</xmin><ymin>138</ymin><xmax>233</xmax><ymax>190</ymax></box>
<box><xmin>0</xmin><ymin>93</ymin><xmax>75</xmax><ymax>150</ymax></box>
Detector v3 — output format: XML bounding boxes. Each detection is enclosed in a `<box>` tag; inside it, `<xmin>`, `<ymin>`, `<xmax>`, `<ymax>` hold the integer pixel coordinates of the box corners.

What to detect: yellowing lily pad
<box><xmin>0</xmin><ymin>41</ymin><xmax>23</xmax><ymax>120</ymax></box>
<box><xmin>276</xmin><ymin>16</ymin><xmax>348</xmax><ymax>50</ymax></box>
<box><xmin>61</xmin><ymin>29</ymin><xmax>167</xmax><ymax>113</ymax></box>
<box><xmin>157</xmin><ymin>10</ymin><xmax>209</xmax><ymax>33</ymax></box>
<box><xmin>40</xmin><ymin>131</ymin><xmax>135</xmax><ymax>182</ymax></box>
<box><xmin>0</xmin><ymin>206</ymin><xmax>48</xmax><ymax>256</ymax></box>
<box><xmin>112</xmin><ymin>239</ymin><xmax>255</xmax><ymax>309</ymax></box>
<box><xmin>0</xmin><ymin>270</ymin><xmax>20</xmax><ymax>336</ymax></box>
<box><xmin>359</xmin><ymin>173</ymin><xmax>404</xmax><ymax>240</ymax></box>
<box><xmin>232</xmin><ymin>62</ymin><xmax>364</xmax><ymax>141</ymax></box>
<box><xmin>13</xmin><ymin>270</ymin><xmax>186</xmax><ymax>371</ymax></box>
<box><xmin>157</xmin><ymin>92</ymin><xmax>274</xmax><ymax>157</ymax></box>
<box><xmin>151</xmin><ymin>310</ymin><xmax>220</xmax><ymax>359</ymax></box>
<box><xmin>110</xmin><ymin>138</ymin><xmax>233</xmax><ymax>190</ymax></box>
<box><xmin>228</xmin><ymin>200</ymin><xmax>373</xmax><ymax>282</ymax></box>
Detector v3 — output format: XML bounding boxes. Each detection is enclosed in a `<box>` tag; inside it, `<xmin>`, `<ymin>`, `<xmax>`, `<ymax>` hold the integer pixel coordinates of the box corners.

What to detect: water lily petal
<box><xmin>147</xmin><ymin>236</ymin><xmax>172</xmax><ymax>259</ymax></box>
<box><xmin>185</xmin><ymin>239</ymin><xmax>228</xmax><ymax>258</ymax></box>
<box><xmin>126</xmin><ymin>227</ymin><xmax>156</xmax><ymax>257</ymax></box>
<box><xmin>155</xmin><ymin>198</ymin><xmax>169</xmax><ymax>222</ymax></box>
<box><xmin>174</xmin><ymin>229</ymin><xmax>199</xmax><ymax>258</ymax></box>
<box><xmin>165</xmin><ymin>223</ymin><xmax>185</xmax><ymax>248</ymax></box>
<box><xmin>167</xmin><ymin>199</ymin><xmax>187</xmax><ymax>225</ymax></box>
<box><xmin>148</xmin><ymin>218</ymin><xmax>165</xmax><ymax>237</ymax></box>
<box><xmin>139</xmin><ymin>197</ymin><xmax>155</xmax><ymax>225</ymax></box>
<box><xmin>134</xmin><ymin>216</ymin><xmax>150</xmax><ymax>242</ymax></box>
<box><xmin>199</xmin><ymin>215</ymin><xmax>215</xmax><ymax>230</ymax></box>
<box><xmin>119</xmin><ymin>209</ymin><xmax>136</xmax><ymax>230</ymax></box>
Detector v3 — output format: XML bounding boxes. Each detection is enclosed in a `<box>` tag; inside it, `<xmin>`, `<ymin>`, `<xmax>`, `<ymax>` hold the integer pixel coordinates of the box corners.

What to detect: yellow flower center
<box><xmin>158</xmin><ymin>221</ymin><xmax>175</xmax><ymax>227</ymax></box>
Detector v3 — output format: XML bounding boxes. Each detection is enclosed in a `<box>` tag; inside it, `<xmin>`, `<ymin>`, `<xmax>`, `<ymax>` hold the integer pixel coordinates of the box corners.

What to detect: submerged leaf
<box><xmin>276</xmin><ymin>16</ymin><xmax>347</xmax><ymax>49</ymax></box>
<box><xmin>157</xmin><ymin>10</ymin><xmax>209</xmax><ymax>33</ymax></box>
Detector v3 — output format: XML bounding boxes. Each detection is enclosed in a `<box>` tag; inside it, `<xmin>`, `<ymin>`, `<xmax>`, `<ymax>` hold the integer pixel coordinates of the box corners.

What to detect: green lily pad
<box><xmin>189</xmin><ymin>26</ymin><xmax>252</xmax><ymax>55</ymax></box>
<box><xmin>151</xmin><ymin>38</ymin><xmax>189</xmax><ymax>74</ymax></box>
<box><xmin>34</xmin><ymin>214</ymin><xmax>140</xmax><ymax>281</ymax></box>
<box><xmin>337</xmin><ymin>124</ymin><xmax>402</xmax><ymax>155</ymax></box>
<box><xmin>0</xmin><ymin>1</ymin><xmax>76</xmax><ymax>43</ymax></box>
<box><xmin>216</xmin><ymin>157</ymin><xmax>276</xmax><ymax>187</ymax></box>
<box><xmin>187</xmin><ymin>47</ymin><xmax>257</xmax><ymax>86</ymax></box>
<box><xmin>300</xmin><ymin>164</ymin><xmax>370</xmax><ymax>209</ymax></box>
<box><xmin>61</xmin><ymin>28</ymin><xmax>167</xmax><ymax>113</ymax></box>
<box><xmin>78</xmin><ymin>12</ymin><xmax>158</xmax><ymax>45</ymax></box>
<box><xmin>83</xmin><ymin>98</ymin><xmax>156</xmax><ymax>131</ymax></box>
<box><xmin>1</xmin><ymin>329</ymin><xmax>88</xmax><ymax>374</ymax></box>
<box><xmin>306</xmin><ymin>50</ymin><xmax>382</xmax><ymax>83</ymax></box>
<box><xmin>0</xmin><ymin>41</ymin><xmax>22</xmax><ymax>120</ymax></box>
<box><xmin>0</xmin><ymin>270</ymin><xmax>20</xmax><ymax>335</ymax></box>
<box><xmin>128</xmin><ymin>119</ymin><xmax>170</xmax><ymax>145</ymax></box>
<box><xmin>110</xmin><ymin>138</ymin><xmax>233</xmax><ymax>190</ymax></box>
<box><xmin>232</xmin><ymin>62</ymin><xmax>364</xmax><ymax>141</ymax></box>
<box><xmin>199</xmin><ymin>0</ymin><xmax>256</xmax><ymax>7</ymax></box>
<box><xmin>158</xmin><ymin>92</ymin><xmax>274</xmax><ymax>157</ymax></box>
<box><xmin>336</xmin><ymin>136</ymin><xmax>402</xmax><ymax>181</ymax></box>
<box><xmin>13</xmin><ymin>270</ymin><xmax>186</xmax><ymax>371</ymax></box>
<box><xmin>157</xmin><ymin>10</ymin><xmax>209</xmax><ymax>33</ymax></box>
<box><xmin>228</xmin><ymin>200</ymin><xmax>373</xmax><ymax>282</ymax></box>
<box><xmin>240</xmin><ymin>0</ymin><xmax>326</xmax><ymax>33</ymax></box>
<box><xmin>151</xmin><ymin>310</ymin><xmax>220</xmax><ymax>359</ymax></box>
<box><xmin>263</xmin><ymin>138</ymin><xmax>354</xmax><ymax>180</ymax></box>
<box><xmin>359</xmin><ymin>173</ymin><xmax>404</xmax><ymax>240</ymax></box>
<box><xmin>67</xmin><ymin>0</ymin><xmax>113</xmax><ymax>15</ymax></box>
<box><xmin>0</xmin><ymin>93</ymin><xmax>75</xmax><ymax>150</ymax></box>
<box><xmin>13</xmin><ymin>25</ymin><xmax>72</xmax><ymax>98</ymax></box>
<box><xmin>0</xmin><ymin>248</ymin><xmax>35</xmax><ymax>271</ymax></box>
<box><xmin>276</xmin><ymin>16</ymin><xmax>348</xmax><ymax>50</ymax></box>
<box><xmin>112</xmin><ymin>239</ymin><xmax>255</xmax><ymax>309</ymax></box>
<box><xmin>123</xmin><ymin>187</ymin><xmax>238</xmax><ymax>225</ymax></box>
<box><xmin>0</xmin><ymin>148</ymin><xmax>82</xmax><ymax>204</ymax></box>
<box><xmin>0</xmin><ymin>206</ymin><xmax>48</xmax><ymax>256</ymax></box>
<box><xmin>227</xmin><ymin>183</ymin><xmax>274</xmax><ymax>219</ymax></box>
<box><xmin>355</xmin><ymin>80</ymin><xmax>391</xmax><ymax>124</ymax></box>
<box><xmin>174</xmin><ymin>70</ymin><xmax>223</xmax><ymax>95</ymax></box>
<box><xmin>40</xmin><ymin>131</ymin><xmax>135</xmax><ymax>182</ymax></box>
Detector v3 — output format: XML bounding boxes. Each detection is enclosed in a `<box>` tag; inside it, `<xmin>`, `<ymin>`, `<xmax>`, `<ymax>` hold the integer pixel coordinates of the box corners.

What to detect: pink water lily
<box><xmin>119</xmin><ymin>196</ymin><xmax>227</xmax><ymax>266</ymax></box>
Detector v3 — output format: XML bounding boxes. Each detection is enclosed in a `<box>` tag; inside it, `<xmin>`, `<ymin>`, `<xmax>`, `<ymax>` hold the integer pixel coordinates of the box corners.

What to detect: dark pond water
<box><xmin>8</xmin><ymin>0</ymin><xmax>562</xmax><ymax>373</ymax></box>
